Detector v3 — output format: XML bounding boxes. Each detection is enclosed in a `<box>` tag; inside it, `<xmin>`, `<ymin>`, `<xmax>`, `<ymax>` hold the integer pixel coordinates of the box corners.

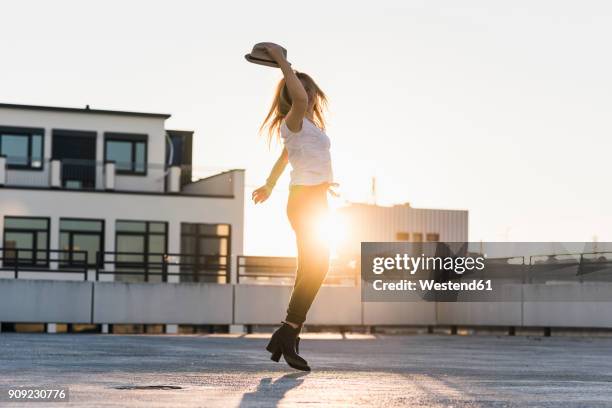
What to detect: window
<box><xmin>59</xmin><ymin>218</ymin><xmax>104</xmax><ymax>266</ymax></box>
<box><xmin>396</xmin><ymin>232</ymin><xmax>410</xmax><ymax>241</ymax></box>
<box><xmin>115</xmin><ymin>221</ymin><xmax>167</xmax><ymax>282</ymax></box>
<box><xmin>3</xmin><ymin>217</ymin><xmax>50</xmax><ymax>266</ymax></box>
<box><xmin>104</xmin><ymin>133</ymin><xmax>147</xmax><ymax>174</ymax></box>
<box><xmin>0</xmin><ymin>126</ymin><xmax>44</xmax><ymax>169</ymax></box>
<box><xmin>426</xmin><ymin>233</ymin><xmax>440</xmax><ymax>242</ymax></box>
<box><xmin>181</xmin><ymin>223</ymin><xmax>231</xmax><ymax>282</ymax></box>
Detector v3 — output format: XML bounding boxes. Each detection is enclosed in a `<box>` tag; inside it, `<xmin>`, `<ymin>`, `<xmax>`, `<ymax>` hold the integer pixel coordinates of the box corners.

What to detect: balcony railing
<box><xmin>0</xmin><ymin>248</ymin><xmax>229</xmax><ymax>283</ymax></box>
<box><xmin>95</xmin><ymin>251</ymin><xmax>230</xmax><ymax>283</ymax></box>
<box><xmin>4</xmin><ymin>250</ymin><xmax>612</xmax><ymax>285</ymax></box>
<box><xmin>237</xmin><ymin>255</ymin><xmax>358</xmax><ymax>286</ymax></box>
<box><xmin>0</xmin><ymin>248</ymin><xmax>89</xmax><ymax>280</ymax></box>
<box><xmin>2</xmin><ymin>157</ymin><xmax>51</xmax><ymax>187</ymax></box>
<box><xmin>0</xmin><ymin>156</ymin><xmax>235</xmax><ymax>195</ymax></box>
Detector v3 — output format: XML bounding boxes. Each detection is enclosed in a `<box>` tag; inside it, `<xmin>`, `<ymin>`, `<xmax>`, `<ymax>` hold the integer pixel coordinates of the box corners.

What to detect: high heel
<box><xmin>266</xmin><ymin>323</ymin><xmax>310</xmax><ymax>371</ymax></box>
<box><xmin>266</xmin><ymin>336</ymin><xmax>283</xmax><ymax>362</ymax></box>
<box><xmin>270</xmin><ymin>350</ymin><xmax>282</xmax><ymax>362</ymax></box>
<box><xmin>266</xmin><ymin>336</ymin><xmax>279</xmax><ymax>352</ymax></box>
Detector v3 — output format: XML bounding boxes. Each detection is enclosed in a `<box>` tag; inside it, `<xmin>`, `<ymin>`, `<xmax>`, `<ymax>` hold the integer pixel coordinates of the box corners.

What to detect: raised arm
<box><xmin>252</xmin><ymin>147</ymin><xmax>289</xmax><ymax>204</ymax></box>
<box><xmin>263</xmin><ymin>44</ymin><xmax>308</xmax><ymax>132</ymax></box>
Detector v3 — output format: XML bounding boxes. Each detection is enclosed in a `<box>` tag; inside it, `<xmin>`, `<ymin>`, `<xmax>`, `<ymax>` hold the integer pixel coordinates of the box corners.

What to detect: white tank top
<box><xmin>280</xmin><ymin>118</ymin><xmax>333</xmax><ymax>186</ymax></box>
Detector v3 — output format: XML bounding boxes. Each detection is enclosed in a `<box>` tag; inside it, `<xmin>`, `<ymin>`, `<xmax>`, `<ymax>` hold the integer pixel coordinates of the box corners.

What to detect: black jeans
<box><xmin>285</xmin><ymin>183</ymin><xmax>330</xmax><ymax>325</ymax></box>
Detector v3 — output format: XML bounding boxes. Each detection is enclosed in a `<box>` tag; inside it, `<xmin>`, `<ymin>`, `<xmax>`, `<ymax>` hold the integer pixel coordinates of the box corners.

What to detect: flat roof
<box><xmin>166</xmin><ymin>129</ymin><xmax>194</xmax><ymax>136</ymax></box>
<box><xmin>344</xmin><ymin>202</ymin><xmax>468</xmax><ymax>212</ymax></box>
<box><xmin>0</xmin><ymin>102</ymin><xmax>171</xmax><ymax>119</ymax></box>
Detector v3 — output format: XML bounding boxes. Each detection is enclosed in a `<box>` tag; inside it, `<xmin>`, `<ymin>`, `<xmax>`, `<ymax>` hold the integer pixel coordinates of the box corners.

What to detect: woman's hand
<box><xmin>327</xmin><ymin>182</ymin><xmax>340</xmax><ymax>197</ymax></box>
<box><xmin>262</xmin><ymin>43</ymin><xmax>287</xmax><ymax>64</ymax></box>
<box><xmin>252</xmin><ymin>184</ymin><xmax>273</xmax><ymax>204</ymax></box>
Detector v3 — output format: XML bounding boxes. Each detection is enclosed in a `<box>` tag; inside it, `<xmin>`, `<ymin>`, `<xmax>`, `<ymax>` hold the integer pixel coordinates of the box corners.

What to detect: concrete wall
<box><xmin>308</xmin><ymin>287</ymin><xmax>362</xmax><ymax>325</ymax></box>
<box><xmin>2</xmin><ymin>278</ymin><xmax>612</xmax><ymax>328</ymax></box>
<box><xmin>233</xmin><ymin>285</ymin><xmax>292</xmax><ymax>325</ymax></box>
<box><xmin>436</xmin><ymin>283</ymin><xmax>524</xmax><ymax>326</ymax></box>
<box><xmin>523</xmin><ymin>283</ymin><xmax>612</xmax><ymax>328</ymax></box>
<box><xmin>436</xmin><ymin>302</ymin><xmax>522</xmax><ymax>326</ymax></box>
<box><xmin>0</xmin><ymin>279</ymin><xmax>92</xmax><ymax>323</ymax></box>
<box><xmin>363</xmin><ymin>302</ymin><xmax>436</xmax><ymax>326</ymax></box>
<box><xmin>92</xmin><ymin>282</ymin><xmax>233</xmax><ymax>324</ymax></box>
<box><xmin>233</xmin><ymin>285</ymin><xmax>363</xmax><ymax>325</ymax></box>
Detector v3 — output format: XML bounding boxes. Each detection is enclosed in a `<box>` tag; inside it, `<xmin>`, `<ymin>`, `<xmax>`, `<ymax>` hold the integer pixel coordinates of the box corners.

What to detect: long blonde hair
<box><xmin>260</xmin><ymin>71</ymin><xmax>328</xmax><ymax>145</ymax></box>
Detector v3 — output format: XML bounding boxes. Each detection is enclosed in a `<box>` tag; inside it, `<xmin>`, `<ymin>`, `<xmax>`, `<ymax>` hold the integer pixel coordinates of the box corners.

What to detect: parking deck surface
<box><xmin>1</xmin><ymin>333</ymin><xmax>612</xmax><ymax>407</ymax></box>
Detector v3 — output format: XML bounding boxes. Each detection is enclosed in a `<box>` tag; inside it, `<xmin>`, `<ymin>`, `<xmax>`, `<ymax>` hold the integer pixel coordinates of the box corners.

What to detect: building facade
<box><xmin>0</xmin><ymin>103</ymin><xmax>244</xmax><ymax>283</ymax></box>
<box><xmin>336</xmin><ymin>202</ymin><xmax>469</xmax><ymax>263</ymax></box>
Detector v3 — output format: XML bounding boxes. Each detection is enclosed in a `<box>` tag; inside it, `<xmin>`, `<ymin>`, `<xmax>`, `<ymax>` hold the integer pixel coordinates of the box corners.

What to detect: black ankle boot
<box><xmin>295</xmin><ymin>324</ymin><xmax>302</xmax><ymax>354</ymax></box>
<box><xmin>273</xmin><ymin>336</ymin><xmax>299</xmax><ymax>358</ymax></box>
<box><xmin>266</xmin><ymin>323</ymin><xmax>310</xmax><ymax>371</ymax></box>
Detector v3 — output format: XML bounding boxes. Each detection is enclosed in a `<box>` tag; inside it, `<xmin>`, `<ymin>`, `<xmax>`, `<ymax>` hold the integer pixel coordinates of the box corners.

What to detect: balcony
<box><xmin>0</xmin><ymin>156</ymin><xmax>238</xmax><ymax>196</ymax></box>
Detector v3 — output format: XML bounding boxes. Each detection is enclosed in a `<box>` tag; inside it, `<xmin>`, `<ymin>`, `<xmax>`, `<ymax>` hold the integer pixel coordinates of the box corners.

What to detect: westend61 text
<box><xmin>372</xmin><ymin>279</ymin><xmax>493</xmax><ymax>291</ymax></box>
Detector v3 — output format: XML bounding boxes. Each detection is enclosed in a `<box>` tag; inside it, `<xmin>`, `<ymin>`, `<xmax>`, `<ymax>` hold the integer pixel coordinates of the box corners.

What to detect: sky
<box><xmin>1</xmin><ymin>0</ymin><xmax>611</xmax><ymax>255</ymax></box>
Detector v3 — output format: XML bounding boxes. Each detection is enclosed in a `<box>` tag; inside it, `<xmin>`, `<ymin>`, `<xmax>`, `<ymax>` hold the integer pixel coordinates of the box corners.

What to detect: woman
<box><xmin>252</xmin><ymin>44</ymin><xmax>335</xmax><ymax>372</ymax></box>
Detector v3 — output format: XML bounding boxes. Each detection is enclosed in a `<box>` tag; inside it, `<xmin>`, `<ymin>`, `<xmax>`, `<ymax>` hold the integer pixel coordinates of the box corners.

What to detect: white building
<box><xmin>336</xmin><ymin>202</ymin><xmax>468</xmax><ymax>262</ymax></box>
<box><xmin>0</xmin><ymin>103</ymin><xmax>244</xmax><ymax>283</ymax></box>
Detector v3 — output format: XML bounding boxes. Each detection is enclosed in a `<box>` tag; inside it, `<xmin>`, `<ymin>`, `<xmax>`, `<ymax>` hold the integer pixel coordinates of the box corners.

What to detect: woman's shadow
<box><xmin>238</xmin><ymin>372</ymin><xmax>309</xmax><ymax>407</ymax></box>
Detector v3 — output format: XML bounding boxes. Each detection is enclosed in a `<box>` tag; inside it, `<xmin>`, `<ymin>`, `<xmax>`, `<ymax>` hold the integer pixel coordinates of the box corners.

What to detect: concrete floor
<box><xmin>1</xmin><ymin>333</ymin><xmax>612</xmax><ymax>407</ymax></box>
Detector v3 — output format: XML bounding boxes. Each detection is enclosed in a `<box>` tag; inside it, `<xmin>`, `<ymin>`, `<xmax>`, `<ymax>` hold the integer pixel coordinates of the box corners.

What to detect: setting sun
<box><xmin>316</xmin><ymin>208</ymin><xmax>350</xmax><ymax>259</ymax></box>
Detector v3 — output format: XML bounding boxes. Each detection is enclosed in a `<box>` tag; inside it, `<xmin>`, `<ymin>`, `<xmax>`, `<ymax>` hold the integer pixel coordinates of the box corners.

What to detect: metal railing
<box><xmin>58</xmin><ymin>158</ymin><xmax>98</xmax><ymax>190</ymax></box>
<box><xmin>0</xmin><ymin>248</ymin><xmax>88</xmax><ymax>280</ymax></box>
<box><xmin>3</xmin><ymin>250</ymin><xmax>611</xmax><ymax>285</ymax></box>
<box><xmin>237</xmin><ymin>255</ymin><xmax>358</xmax><ymax>286</ymax></box>
<box><xmin>0</xmin><ymin>249</ymin><xmax>229</xmax><ymax>282</ymax></box>
<box><xmin>525</xmin><ymin>251</ymin><xmax>612</xmax><ymax>283</ymax></box>
<box><xmin>2</xmin><ymin>158</ymin><xmax>233</xmax><ymax>195</ymax></box>
<box><xmin>95</xmin><ymin>251</ymin><xmax>230</xmax><ymax>283</ymax></box>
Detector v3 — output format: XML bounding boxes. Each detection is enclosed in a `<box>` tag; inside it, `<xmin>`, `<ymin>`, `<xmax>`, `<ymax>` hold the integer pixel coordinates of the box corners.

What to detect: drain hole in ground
<box><xmin>114</xmin><ymin>385</ymin><xmax>183</xmax><ymax>390</ymax></box>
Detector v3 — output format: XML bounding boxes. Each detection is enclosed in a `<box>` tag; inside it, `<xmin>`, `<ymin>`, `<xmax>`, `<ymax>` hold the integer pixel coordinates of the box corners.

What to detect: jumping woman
<box><xmin>251</xmin><ymin>43</ymin><xmax>334</xmax><ymax>372</ymax></box>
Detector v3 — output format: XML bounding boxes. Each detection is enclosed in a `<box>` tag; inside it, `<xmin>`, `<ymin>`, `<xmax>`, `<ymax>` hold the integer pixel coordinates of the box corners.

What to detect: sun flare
<box><xmin>316</xmin><ymin>209</ymin><xmax>349</xmax><ymax>258</ymax></box>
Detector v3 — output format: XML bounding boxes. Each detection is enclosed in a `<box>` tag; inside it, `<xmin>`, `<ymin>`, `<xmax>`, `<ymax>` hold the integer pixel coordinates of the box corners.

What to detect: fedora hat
<box><xmin>245</xmin><ymin>42</ymin><xmax>290</xmax><ymax>68</ymax></box>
